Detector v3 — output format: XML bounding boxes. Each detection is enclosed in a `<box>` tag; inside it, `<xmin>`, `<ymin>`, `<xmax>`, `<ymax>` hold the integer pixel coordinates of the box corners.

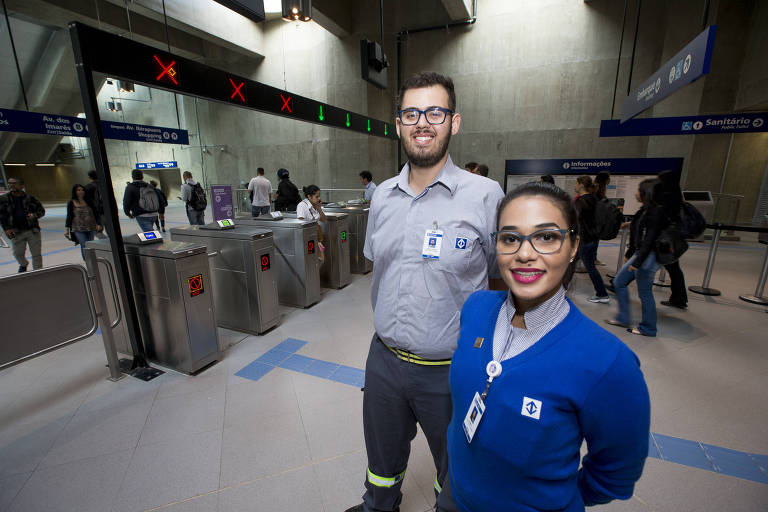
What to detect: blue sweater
<box><xmin>447</xmin><ymin>291</ymin><xmax>650</xmax><ymax>512</ymax></box>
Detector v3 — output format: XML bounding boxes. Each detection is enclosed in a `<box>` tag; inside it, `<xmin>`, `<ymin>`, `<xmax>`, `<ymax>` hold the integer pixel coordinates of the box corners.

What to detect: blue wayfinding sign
<box><xmin>621</xmin><ymin>25</ymin><xmax>717</xmax><ymax>122</ymax></box>
<box><xmin>601</xmin><ymin>112</ymin><xmax>768</xmax><ymax>137</ymax></box>
<box><xmin>136</xmin><ymin>161</ymin><xmax>178</xmax><ymax>169</ymax></box>
<box><xmin>506</xmin><ymin>158</ymin><xmax>683</xmax><ymax>175</ymax></box>
<box><xmin>0</xmin><ymin>108</ymin><xmax>189</xmax><ymax>145</ymax></box>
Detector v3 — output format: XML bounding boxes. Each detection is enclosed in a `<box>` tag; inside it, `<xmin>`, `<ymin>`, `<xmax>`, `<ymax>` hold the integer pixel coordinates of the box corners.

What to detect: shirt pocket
<box><xmin>427</xmin><ymin>229</ymin><xmax>477</xmax><ymax>275</ymax></box>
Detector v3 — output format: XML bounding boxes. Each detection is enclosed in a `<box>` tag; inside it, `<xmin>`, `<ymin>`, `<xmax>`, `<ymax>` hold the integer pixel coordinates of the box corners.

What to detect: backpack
<box><xmin>678</xmin><ymin>201</ymin><xmax>706</xmax><ymax>239</ymax></box>
<box><xmin>188</xmin><ymin>182</ymin><xmax>207</xmax><ymax>211</ymax></box>
<box><xmin>593</xmin><ymin>198</ymin><xmax>624</xmax><ymax>240</ymax></box>
<box><xmin>138</xmin><ymin>184</ymin><xmax>159</xmax><ymax>212</ymax></box>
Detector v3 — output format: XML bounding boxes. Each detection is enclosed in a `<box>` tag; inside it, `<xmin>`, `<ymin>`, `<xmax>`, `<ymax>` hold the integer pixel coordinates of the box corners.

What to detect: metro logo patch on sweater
<box><xmin>521</xmin><ymin>396</ymin><xmax>542</xmax><ymax>420</ymax></box>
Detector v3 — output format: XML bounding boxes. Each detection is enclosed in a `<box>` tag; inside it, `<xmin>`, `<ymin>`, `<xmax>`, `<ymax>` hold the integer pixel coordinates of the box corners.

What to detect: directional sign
<box><xmin>601</xmin><ymin>112</ymin><xmax>768</xmax><ymax>137</ymax></box>
<box><xmin>621</xmin><ymin>25</ymin><xmax>717</xmax><ymax>122</ymax></box>
<box><xmin>136</xmin><ymin>161</ymin><xmax>178</xmax><ymax>169</ymax></box>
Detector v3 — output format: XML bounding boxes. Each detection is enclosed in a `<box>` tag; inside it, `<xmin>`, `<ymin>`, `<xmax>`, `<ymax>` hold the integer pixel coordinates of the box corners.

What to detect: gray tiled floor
<box><xmin>1</xmin><ymin>204</ymin><xmax>768</xmax><ymax>510</ymax></box>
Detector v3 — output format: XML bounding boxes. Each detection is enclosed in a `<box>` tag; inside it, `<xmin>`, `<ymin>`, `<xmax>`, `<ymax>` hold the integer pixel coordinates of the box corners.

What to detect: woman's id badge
<box><xmin>462</xmin><ymin>392</ymin><xmax>486</xmax><ymax>443</ymax></box>
<box><xmin>422</xmin><ymin>229</ymin><xmax>443</xmax><ymax>259</ymax></box>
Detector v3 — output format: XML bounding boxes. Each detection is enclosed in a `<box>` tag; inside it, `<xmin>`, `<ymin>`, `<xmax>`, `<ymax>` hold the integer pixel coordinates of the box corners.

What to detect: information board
<box><xmin>211</xmin><ymin>184</ymin><xmax>234</xmax><ymax>221</ymax></box>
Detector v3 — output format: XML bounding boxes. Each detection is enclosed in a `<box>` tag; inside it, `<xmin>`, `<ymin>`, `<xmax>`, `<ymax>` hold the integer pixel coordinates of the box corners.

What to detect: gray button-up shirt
<box><xmin>364</xmin><ymin>156</ymin><xmax>505</xmax><ymax>359</ymax></box>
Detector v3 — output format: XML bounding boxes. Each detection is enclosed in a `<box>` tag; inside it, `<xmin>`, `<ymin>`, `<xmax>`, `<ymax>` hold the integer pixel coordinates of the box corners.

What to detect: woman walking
<box><xmin>574</xmin><ymin>176</ymin><xmax>609</xmax><ymax>304</ymax></box>
<box><xmin>65</xmin><ymin>184</ymin><xmax>101</xmax><ymax>260</ymax></box>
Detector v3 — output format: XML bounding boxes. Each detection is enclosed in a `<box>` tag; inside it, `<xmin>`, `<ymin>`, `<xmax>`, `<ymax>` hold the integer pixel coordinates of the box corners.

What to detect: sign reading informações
<box><xmin>601</xmin><ymin>112</ymin><xmax>768</xmax><ymax>137</ymax></box>
<box><xmin>0</xmin><ymin>107</ymin><xmax>189</xmax><ymax>145</ymax></box>
<box><xmin>621</xmin><ymin>25</ymin><xmax>717</xmax><ymax>122</ymax></box>
<box><xmin>505</xmin><ymin>158</ymin><xmax>683</xmax><ymax>175</ymax></box>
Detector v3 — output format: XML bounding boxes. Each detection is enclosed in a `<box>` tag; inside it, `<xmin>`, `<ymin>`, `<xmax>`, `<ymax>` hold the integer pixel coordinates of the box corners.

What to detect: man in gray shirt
<box><xmin>180</xmin><ymin>171</ymin><xmax>206</xmax><ymax>225</ymax></box>
<box><xmin>345</xmin><ymin>72</ymin><xmax>504</xmax><ymax>512</ymax></box>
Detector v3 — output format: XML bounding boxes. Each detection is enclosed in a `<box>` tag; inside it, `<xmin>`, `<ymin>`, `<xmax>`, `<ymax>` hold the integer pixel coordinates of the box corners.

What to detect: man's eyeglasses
<box><xmin>397</xmin><ymin>107</ymin><xmax>453</xmax><ymax>126</ymax></box>
<box><xmin>491</xmin><ymin>229</ymin><xmax>574</xmax><ymax>255</ymax></box>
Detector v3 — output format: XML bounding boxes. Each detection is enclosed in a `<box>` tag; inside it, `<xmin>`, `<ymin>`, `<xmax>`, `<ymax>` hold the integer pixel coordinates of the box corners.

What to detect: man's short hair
<box><xmin>476</xmin><ymin>164</ymin><xmax>489</xmax><ymax>177</ymax></box>
<box><xmin>88</xmin><ymin>170</ymin><xmax>98</xmax><ymax>180</ymax></box>
<box><xmin>465</xmin><ymin>162</ymin><xmax>479</xmax><ymax>172</ymax></box>
<box><xmin>397</xmin><ymin>71</ymin><xmax>456</xmax><ymax>112</ymax></box>
<box><xmin>132</xmin><ymin>169</ymin><xmax>143</xmax><ymax>181</ymax></box>
<box><xmin>359</xmin><ymin>170</ymin><xmax>373</xmax><ymax>182</ymax></box>
<box><xmin>257</xmin><ymin>167</ymin><xmax>265</xmax><ymax>175</ymax></box>
<box><xmin>183</xmin><ymin>171</ymin><xmax>192</xmax><ymax>179</ymax></box>
<box><xmin>541</xmin><ymin>175</ymin><xmax>555</xmax><ymax>184</ymax></box>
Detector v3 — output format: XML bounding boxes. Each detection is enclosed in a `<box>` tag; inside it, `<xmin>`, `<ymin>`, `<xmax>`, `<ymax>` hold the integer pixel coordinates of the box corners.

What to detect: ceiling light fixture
<box><xmin>4</xmin><ymin>163</ymin><xmax>26</xmax><ymax>166</ymax></box>
<box><xmin>35</xmin><ymin>163</ymin><xmax>55</xmax><ymax>167</ymax></box>
<box><xmin>282</xmin><ymin>0</ymin><xmax>311</xmax><ymax>22</ymax></box>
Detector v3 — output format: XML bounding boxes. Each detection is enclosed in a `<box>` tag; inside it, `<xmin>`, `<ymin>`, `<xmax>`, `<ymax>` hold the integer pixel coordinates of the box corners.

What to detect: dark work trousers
<box><xmin>665</xmin><ymin>260</ymin><xmax>688</xmax><ymax>306</ymax></box>
<box><xmin>435</xmin><ymin>471</ymin><xmax>461</xmax><ymax>512</ymax></box>
<box><xmin>361</xmin><ymin>334</ymin><xmax>453</xmax><ymax>512</ymax></box>
<box><xmin>581</xmin><ymin>240</ymin><xmax>608</xmax><ymax>297</ymax></box>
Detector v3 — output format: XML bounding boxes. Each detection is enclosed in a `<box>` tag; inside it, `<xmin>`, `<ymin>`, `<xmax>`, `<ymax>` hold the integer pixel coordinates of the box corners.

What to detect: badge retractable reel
<box><xmin>463</xmin><ymin>360</ymin><xmax>503</xmax><ymax>444</ymax></box>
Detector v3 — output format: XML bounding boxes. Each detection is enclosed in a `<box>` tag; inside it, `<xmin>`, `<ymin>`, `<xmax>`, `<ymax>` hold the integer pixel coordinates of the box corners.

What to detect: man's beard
<box><xmin>402</xmin><ymin>129</ymin><xmax>452</xmax><ymax>168</ymax></box>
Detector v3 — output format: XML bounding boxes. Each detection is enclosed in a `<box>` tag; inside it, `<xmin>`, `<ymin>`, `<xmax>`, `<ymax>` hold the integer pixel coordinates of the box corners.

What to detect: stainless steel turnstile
<box><xmin>170</xmin><ymin>223</ymin><xmax>280</xmax><ymax>335</ymax></box>
<box><xmin>234</xmin><ymin>215</ymin><xmax>321</xmax><ymax>308</ymax></box>
<box><xmin>84</xmin><ymin>237</ymin><xmax>220</xmax><ymax>374</ymax></box>
<box><xmin>324</xmin><ymin>204</ymin><xmax>372</xmax><ymax>274</ymax></box>
<box><xmin>283</xmin><ymin>212</ymin><xmax>351</xmax><ymax>289</ymax></box>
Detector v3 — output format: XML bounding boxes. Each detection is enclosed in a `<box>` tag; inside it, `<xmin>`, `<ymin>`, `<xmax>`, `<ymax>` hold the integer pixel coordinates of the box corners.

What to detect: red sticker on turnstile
<box><xmin>188</xmin><ymin>274</ymin><xmax>204</xmax><ymax>296</ymax></box>
<box><xmin>307</xmin><ymin>240</ymin><xmax>315</xmax><ymax>254</ymax></box>
<box><xmin>260</xmin><ymin>254</ymin><xmax>271</xmax><ymax>271</ymax></box>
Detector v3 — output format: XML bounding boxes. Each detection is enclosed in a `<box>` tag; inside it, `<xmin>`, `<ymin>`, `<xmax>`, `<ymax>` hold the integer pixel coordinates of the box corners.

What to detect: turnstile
<box><xmin>283</xmin><ymin>212</ymin><xmax>351</xmax><ymax>289</ymax></box>
<box><xmin>324</xmin><ymin>204</ymin><xmax>372</xmax><ymax>274</ymax></box>
<box><xmin>234</xmin><ymin>215</ymin><xmax>321</xmax><ymax>308</ymax></box>
<box><xmin>84</xmin><ymin>236</ymin><xmax>220</xmax><ymax>374</ymax></box>
<box><xmin>170</xmin><ymin>223</ymin><xmax>280</xmax><ymax>335</ymax></box>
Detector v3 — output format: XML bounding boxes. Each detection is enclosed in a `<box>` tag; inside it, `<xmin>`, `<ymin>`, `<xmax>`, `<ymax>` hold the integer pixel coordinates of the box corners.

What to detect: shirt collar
<box><xmin>505</xmin><ymin>286</ymin><xmax>567</xmax><ymax>330</ymax></box>
<box><xmin>386</xmin><ymin>155</ymin><xmax>460</xmax><ymax>197</ymax></box>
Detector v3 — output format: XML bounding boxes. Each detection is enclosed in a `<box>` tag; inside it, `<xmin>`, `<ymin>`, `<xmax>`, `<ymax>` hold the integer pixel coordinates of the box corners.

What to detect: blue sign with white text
<box><xmin>136</xmin><ymin>161</ymin><xmax>178</xmax><ymax>169</ymax></box>
<box><xmin>601</xmin><ymin>112</ymin><xmax>768</xmax><ymax>137</ymax></box>
<box><xmin>0</xmin><ymin>108</ymin><xmax>189</xmax><ymax>145</ymax></box>
<box><xmin>621</xmin><ymin>25</ymin><xmax>717</xmax><ymax>122</ymax></box>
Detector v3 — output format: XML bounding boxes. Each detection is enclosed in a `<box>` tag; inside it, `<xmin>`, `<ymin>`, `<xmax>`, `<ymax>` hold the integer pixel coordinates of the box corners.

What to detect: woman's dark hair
<box><xmin>497</xmin><ymin>182</ymin><xmax>579</xmax><ymax>286</ymax></box>
<box><xmin>595</xmin><ymin>171</ymin><xmax>610</xmax><ymax>199</ymax></box>
<box><xmin>637</xmin><ymin>178</ymin><xmax>660</xmax><ymax>206</ymax></box>
<box><xmin>71</xmin><ymin>184</ymin><xmax>85</xmax><ymax>201</ymax></box>
<box><xmin>576</xmin><ymin>175</ymin><xmax>595</xmax><ymax>193</ymax></box>
<box><xmin>303</xmin><ymin>185</ymin><xmax>320</xmax><ymax>198</ymax></box>
<box><xmin>540</xmin><ymin>174</ymin><xmax>555</xmax><ymax>184</ymax></box>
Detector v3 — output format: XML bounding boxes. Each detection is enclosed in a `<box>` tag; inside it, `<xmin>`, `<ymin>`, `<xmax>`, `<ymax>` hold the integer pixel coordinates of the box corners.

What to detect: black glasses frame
<box><xmin>491</xmin><ymin>228</ymin><xmax>575</xmax><ymax>255</ymax></box>
<box><xmin>396</xmin><ymin>107</ymin><xmax>454</xmax><ymax>125</ymax></box>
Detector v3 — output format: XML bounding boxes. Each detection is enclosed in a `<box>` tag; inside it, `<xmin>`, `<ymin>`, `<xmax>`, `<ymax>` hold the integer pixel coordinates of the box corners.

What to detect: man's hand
<box><xmin>629</xmin><ymin>265</ymin><xmax>638</xmax><ymax>272</ymax></box>
<box><xmin>4</xmin><ymin>229</ymin><xmax>14</xmax><ymax>238</ymax></box>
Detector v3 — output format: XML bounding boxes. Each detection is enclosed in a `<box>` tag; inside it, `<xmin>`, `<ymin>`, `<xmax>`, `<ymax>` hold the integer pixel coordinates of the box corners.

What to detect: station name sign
<box><xmin>136</xmin><ymin>161</ymin><xmax>178</xmax><ymax>169</ymax></box>
<box><xmin>621</xmin><ymin>25</ymin><xmax>717</xmax><ymax>122</ymax></box>
<box><xmin>601</xmin><ymin>112</ymin><xmax>768</xmax><ymax>137</ymax></box>
<box><xmin>0</xmin><ymin>107</ymin><xmax>189</xmax><ymax>145</ymax></box>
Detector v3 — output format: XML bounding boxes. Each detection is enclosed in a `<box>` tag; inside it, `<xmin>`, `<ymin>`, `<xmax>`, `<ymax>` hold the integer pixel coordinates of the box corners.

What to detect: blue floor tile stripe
<box><xmin>236</xmin><ymin>339</ymin><xmax>767</xmax><ymax>485</ymax></box>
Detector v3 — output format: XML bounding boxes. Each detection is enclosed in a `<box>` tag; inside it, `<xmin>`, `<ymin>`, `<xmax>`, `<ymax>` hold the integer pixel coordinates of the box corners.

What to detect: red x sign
<box><xmin>153</xmin><ymin>55</ymin><xmax>178</xmax><ymax>85</ymax></box>
<box><xmin>280</xmin><ymin>94</ymin><xmax>292</xmax><ymax>113</ymax></box>
<box><xmin>229</xmin><ymin>78</ymin><xmax>245</xmax><ymax>102</ymax></box>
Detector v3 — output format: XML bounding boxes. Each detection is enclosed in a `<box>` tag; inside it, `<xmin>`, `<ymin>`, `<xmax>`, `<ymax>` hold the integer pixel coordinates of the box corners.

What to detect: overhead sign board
<box><xmin>135</xmin><ymin>161</ymin><xmax>178</xmax><ymax>169</ymax></box>
<box><xmin>0</xmin><ymin>108</ymin><xmax>189</xmax><ymax>145</ymax></box>
<box><xmin>505</xmin><ymin>158</ymin><xmax>683</xmax><ymax>175</ymax></box>
<box><xmin>621</xmin><ymin>25</ymin><xmax>717</xmax><ymax>122</ymax></box>
<box><xmin>601</xmin><ymin>112</ymin><xmax>768</xmax><ymax>137</ymax></box>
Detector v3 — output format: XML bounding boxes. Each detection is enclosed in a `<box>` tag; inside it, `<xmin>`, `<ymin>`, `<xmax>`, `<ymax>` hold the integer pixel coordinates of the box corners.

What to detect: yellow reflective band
<box><xmin>383</xmin><ymin>344</ymin><xmax>452</xmax><ymax>366</ymax></box>
<box><xmin>433</xmin><ymin>476</ymin><xmax>442</xmax><ymax>494</ymax></box>
<box><xmin>366</xmin><ymin>467</ymin><xmax>406</xmax><ymax>488</ymax></box>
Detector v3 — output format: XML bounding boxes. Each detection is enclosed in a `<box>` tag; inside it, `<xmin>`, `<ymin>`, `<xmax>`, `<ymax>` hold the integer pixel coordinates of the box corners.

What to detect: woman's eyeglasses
<box><xmin>491</xmin><ymin>229</ymin><xmax>574</xmax><ymax>255</ymax></box>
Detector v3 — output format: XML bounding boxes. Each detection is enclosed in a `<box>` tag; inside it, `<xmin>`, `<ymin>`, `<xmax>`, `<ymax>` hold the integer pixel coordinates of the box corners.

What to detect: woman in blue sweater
<box><xmin>438</xmin><ymin>182</ymin><xmax>650</xmax><ymax>512</ymax></box>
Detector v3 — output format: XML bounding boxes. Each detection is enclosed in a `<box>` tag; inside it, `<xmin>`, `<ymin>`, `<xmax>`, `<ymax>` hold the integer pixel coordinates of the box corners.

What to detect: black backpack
<box><xmin>188</xmin><ymin>183</ymin><xmax>207</xmax><ymax>211</ymax></box>
<box><xmin>593</xmin><ymin>199</ymin><xmax>624</xmax><ymax>240</ymax></box>
<box><xmin>678</xmin><ymin>202</ymin><xmax>706</xmax><ymax>239</ymax></box>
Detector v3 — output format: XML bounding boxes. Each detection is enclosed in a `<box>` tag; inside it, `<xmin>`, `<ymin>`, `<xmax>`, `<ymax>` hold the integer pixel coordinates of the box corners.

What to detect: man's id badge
<box><xmin>422</xmin><ymin>229</ymin><xmax>443</xmax><ymax>259</ymax></box>
<box><xmin>462</xmin><ymin>392</ymin><xmax>486</xmax><ymax>443</ymax></box>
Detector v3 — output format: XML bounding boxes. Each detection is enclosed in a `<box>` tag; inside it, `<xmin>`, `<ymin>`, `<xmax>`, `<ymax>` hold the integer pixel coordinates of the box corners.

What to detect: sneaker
<box><xmin>17</xmin><ymin>266</ymin><xmax>27</xmax><ymax>273</ymax></box>
<box><xmin>588</xmin><ymin>295</ymin><xmax>610</xmax><ymax>304</ymax></box>
<box><xmin>661</xmin><ymin>300</ymin><xmax>687</xmax><ymax>310</ymax></box>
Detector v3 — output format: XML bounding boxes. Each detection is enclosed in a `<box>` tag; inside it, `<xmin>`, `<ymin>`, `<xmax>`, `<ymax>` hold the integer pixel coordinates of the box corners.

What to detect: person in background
<box><xmin>296</xmin><ymin>185</ymin><xmax>327</xmax><ymax>223</ymax></box>
<box><xmin>149</xmin><ymin>180</ymin><xmax>168</xmax><ymax>232</ymax></box>
<box><xmin>464</xmin><ymin>161</ymin><xmax>479</xmax><ymax>174</ymax></box>
<box><xmin>84</xmin><ymin>170</ymin><xmax>105</xmax><ymax>237</ymax></box>
<box><xmin>595</xmin><ymin>171</ymin><xmax>611</xmax><ymax>200</ymax></box>
<box><xmin>345</xmin><ymin>71</ymin><xmax>505</xmax><ymax>512</ymax></box>
<box><xmin>123</xmin><ymin>169</ymin><xmax>160</xmax><ymax>231</ymax></box>
<box><xmin>540</xmin><ymin>174</ymin><xmax>555</xmax><ymax>185</ymax></box>
<box><xmin>437</xmin><ymin>181</ymin><xmax>650</xmax><ymax>512</ymax></box>
<box><xmin>656</xmin><ymin>170</ymin><xmax>687</xmax><ymax>309</ymax></box>
<box><xmin>180</xmin><ymin>171</ymin><xmax>206</xmax><ymax>225</ymax></box>
<box><xmin>66</xmin><ymin>184</ymin><xmax>101</xmax><ymax>260</ymax></box>
<box><xmin>360</xmin><ymin>170</ymin><xmax>377</xmax><ymax>202</ymax></box>
<box><xmin>606</xmin><ymin>178</ymin><xmax>665</xmax><ymax>336</ymax></box>
<box><xmin>0</xmin><ymin>177</ymin><xmax>45</xmax><ymax>272</ymax></box>
<box><xmin>274</xmin><ymin>168</ymin><xmax>300</xmax><ymax>212</ymax></box>
<box><xmin>475</xmin><ymin>164</ymin><xmax>489</xmax><ymax>178</ymax></box>
<box><xmin>248</xmin><ymin>167</ymin><xmax>272</xmax><ymax>217</ymax></box>
<box><xmin>574</xmin><ymin>176</ymin><xmax>609</xmax><ymax>304</ymax></box>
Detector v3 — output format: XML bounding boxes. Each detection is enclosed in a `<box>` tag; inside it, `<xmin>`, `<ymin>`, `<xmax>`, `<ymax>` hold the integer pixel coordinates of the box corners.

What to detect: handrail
<box><xmin>97</xmin><ymin>257</ymin><xmax>122</xmax><ymax>329</ymax></box>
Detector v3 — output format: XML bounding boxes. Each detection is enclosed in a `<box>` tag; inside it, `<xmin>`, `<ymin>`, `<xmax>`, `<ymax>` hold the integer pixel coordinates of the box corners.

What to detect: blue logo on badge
<box><xmin>456</xmin><ymin>238</ymin><xmax>468</xmax><ymax>250</ymax></box>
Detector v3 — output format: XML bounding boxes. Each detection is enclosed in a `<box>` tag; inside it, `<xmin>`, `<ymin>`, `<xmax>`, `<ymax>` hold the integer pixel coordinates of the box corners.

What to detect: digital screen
<box><xmin>260</xmin><ymin>254</ymin><xmax>270</xmax><ymax>272</ymax></box>
<box><xmin>341</xmin><ymin>231</ymin><xmax>347</xmax><ymax>242</ymax></box>
<box><xmin>307</xmin><ymin>240</ymin><xmax>315</xmax><ymax>254</ymax></box>
<box><xmin>188</xmin><ymin>274</ymin><xmax>204</xmax><ymax>297</ymax></box>
<box><xmin>221</xmin><ymin>220</ymin><xmax>232</xmax><ymax>226</ymax></box>
<box><xmin>144</xmin><ymin>232</ymin><xmax>156</xmax><ymax>240</ymax></box>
